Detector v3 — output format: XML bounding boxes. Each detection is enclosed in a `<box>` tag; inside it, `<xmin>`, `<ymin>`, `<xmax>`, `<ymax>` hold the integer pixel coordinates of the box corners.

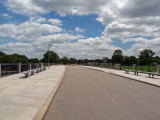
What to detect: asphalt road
<box><xmin>43</xmin><ymin>66</ymin><xmax>160</xmax><ymax>120</ymax></box>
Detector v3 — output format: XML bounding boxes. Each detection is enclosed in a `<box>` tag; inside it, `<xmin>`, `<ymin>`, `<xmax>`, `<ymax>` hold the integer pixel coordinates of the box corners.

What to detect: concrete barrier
<box><xmin>133</xmin><ymin>64</ymin><xmax>136</xmax><ymax>70</ymax></box>
<box><xmin>41</xmin><ymin>63</ymin><xmax>43</xmax><ymax>68</ymax></box>
<box><xmin>28</xmin><ymin>63</ymin><xmax>31</xmax><ymax>70</ymax></box>
<box><xmin>114</xmin><ymin>64</ymin><xmax>121</xmax><ymax>70</ymax></box>
<box><xmin>36</xmin><ymin>63</ymin><xmax>39</xmax><ymax>68</ymax></box>
<box><xmin>0</xmin><ymin>64</ymin><xmax>1</xmax><ymax>78</ymax></box>
<box><xmin>18</xmin><ymin>63</ymin><xmax>21</xmax><ymax>73</ymax></box>
<box><xmin>157</xmin><ymin>65</ymin><xmax>160</xmax><ymax>73</ymax></box>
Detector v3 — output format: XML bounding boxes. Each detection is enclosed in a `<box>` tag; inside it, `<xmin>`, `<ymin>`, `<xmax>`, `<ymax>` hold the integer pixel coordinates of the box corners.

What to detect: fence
<box><xmin>136</xmin><ymin>65</ymin><xmax>157</xmax><ymax>72</ymax></box>
<box><xmin>121</xmin><ymin>64</ymin><xmax>157</xmax><ymax>72</ymax></box>
<box><xmin>88</xmin><ymin>63</ymin><xmax>158</xmax><ymax>72</ymax></box>
<box><xmin>0</xmin><ymin>63</ymin><xmax>52</xmax><ymax>78</ymax></box>
<box><xmin>1</xmin><ymin>64</ymin><xmax>18</xmax><ymax>77</ymax></box>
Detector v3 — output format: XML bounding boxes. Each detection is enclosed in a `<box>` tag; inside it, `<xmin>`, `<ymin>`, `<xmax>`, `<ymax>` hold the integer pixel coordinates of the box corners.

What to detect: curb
<box><xmin>110</xmin><ymin>73</ymin><xmax>160</xmax><ymax>88</ymax></box>
<box><xmin>84</xmin><ymin>66</ymin><xmax>160</xmax><ymax>88</ymax></box>
<box><xmin>33</xmin><ymin>66</ymin><xmax>66</xmax><ymax>120</ymax></box>
<box><xmin>85</xmin><ymin>67</ymin><xmax>105</xmax><ymax>73</ymax></box>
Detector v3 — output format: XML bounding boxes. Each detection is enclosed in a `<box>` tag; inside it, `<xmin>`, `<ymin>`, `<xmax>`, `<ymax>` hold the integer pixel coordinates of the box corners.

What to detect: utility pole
<box><xmin>48</xmin><ymin>44</ymin><xmax>52</xmax><ymax>67</ymax></box>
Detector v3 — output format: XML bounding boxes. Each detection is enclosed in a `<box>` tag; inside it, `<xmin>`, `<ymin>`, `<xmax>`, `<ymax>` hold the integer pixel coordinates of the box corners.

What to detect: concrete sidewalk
<box><xmin>84</xmin><ymin>66</ymin><xmax>160</xmax><ymax>87</ymax></box>
<box><xmin>0</xmin><ymin>65</ymin><xmax>65</xmax><ymax>120</ymax></box>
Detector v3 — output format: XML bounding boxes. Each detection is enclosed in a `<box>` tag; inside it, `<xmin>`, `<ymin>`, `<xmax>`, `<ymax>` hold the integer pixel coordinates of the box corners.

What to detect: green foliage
<box><xmin>152</xmin><ymin>56</ymin><xmax>160</xmax><ymax>65</ymax></box>
<box><xmin>112</xmin><ymin>49</ymin><xmax>123</xmax><ymax>64</ymax></box>
<box><xmin>0</xmin><ymin>51</ymin><xmax>29</xmax><ymax>63</ymax></box>
<box><xmin>139</xmin><ymin>49</ymin><xmax>155</xmax><ymax>65</ymax></box>
<box><xmin>41</xmin><ymin>51</ymin><xmax>59</xmax><ymax>63</ymax></box>
<box><xmin>69</xmin><ymin>58</ymin><xmax>77</xmax><ymax>64</ymax></box>
<box><xmin>59</xmin><ymin>56</ymin><xmax>68</xmax><ymax>65</ymax></box>
<box><xmin>122</xmin><ymin>56</ymin><xmax>137</xmax><ymax>64</ymax></box>
<box><xmin>0</xmin><ymin>51</ymin><xmax>6</xmax><ymax>63</ymax></box>
<box><xmin>29</xmin><ymin>58</ymin><xmax>40</xmax><ymax>63</ymax></box>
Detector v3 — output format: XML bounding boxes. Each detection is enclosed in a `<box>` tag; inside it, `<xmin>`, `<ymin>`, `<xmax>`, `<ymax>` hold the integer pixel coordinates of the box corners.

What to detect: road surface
<box><xmin>43</xmin><ymin>66</ymin><xmax>160</xmax><ymax>120</ymax></box>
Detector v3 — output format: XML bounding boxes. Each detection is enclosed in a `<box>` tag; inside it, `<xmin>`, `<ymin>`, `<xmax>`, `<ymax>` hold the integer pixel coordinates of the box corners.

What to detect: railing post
<box><xmin>133</xmin><ymin>64</ymin><xmax>136</xmax><ymax>70</ymax></box>
<box><xmin>41</xmin><ymin>63</ymin><xmax>43</xmax><ymax>68</ymax></box>
<box><xmin>157</xmin><ymin>65</ymin><xmax>160</xmax><ymax>73</ymax></box>
<box><xmin>0</xmin><ymin>64</ymin><xmax>1</xmax><ymax>78</ymax></box>
<box><xmin>18</xmin><ymin>63</ymin><xmax>21</xmax><ymax>73</ymax></box>
<box><xmin>28</xmin><ymin>63</ymin><xmax>31</xmax><ymax>70</ymax></box>
<box><xmin>35</xmin><ymin>63</ymin><xmax>38</xmax><ymax>68</ymax></box>
<box><xmin>114</xmin><ymin>64</ymin><xmax>121</xmax><ymax>70</ymax></box>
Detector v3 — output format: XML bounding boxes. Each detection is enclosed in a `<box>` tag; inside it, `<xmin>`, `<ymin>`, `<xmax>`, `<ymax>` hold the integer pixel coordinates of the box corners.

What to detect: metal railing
<box><xmin>0</xmin><ymin>63</ymin><xmax>51</xmax><ymax>77</ymax></box>
<box><xmin>1</xmin><ymin>64</ymin><xmax>18</xmax><ymax>77</ymax></box>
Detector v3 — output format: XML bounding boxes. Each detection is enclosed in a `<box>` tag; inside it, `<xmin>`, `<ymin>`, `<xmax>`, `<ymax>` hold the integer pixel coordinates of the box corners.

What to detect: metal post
<box><xmin>48</xmin><ymin>44</ymin><xmax>52</xmax><ymax>67</ymax></box>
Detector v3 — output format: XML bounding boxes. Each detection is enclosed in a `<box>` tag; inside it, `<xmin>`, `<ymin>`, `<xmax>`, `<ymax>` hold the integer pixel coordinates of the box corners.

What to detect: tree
<box><xmin>129</xmin><ymin>56</ymin><xmax>137</xmax><ymax>64</ymax></box>
<box><xmin>123</xmin><ymin>56</ymin><xmax>129</xmax><ymax>64</ymax></box>
<box><xmin>139</xmin><ymin>49</ymin><xmax>155</xmax><ymax>65</ymax></box>
<box><xmin>60</xmin><ymin>56</ymin><xmax>68</xmax><ymax>65</ymax></box>
<box><xmin>123</xmin><ymin>56</ymin><xmax>137</xmax><ymax>64</ymax></box>
<box><xmin>69</xmin><ymin>58</ymin><xmax>77</xmax><ymax>64</ymax></box>
<box><xmin>0</xmin><ymin>51</ymin><xmax>6</xmax><ymax>63</ymax></box>
<box><xmin>112</xmin><ymin>49</ymin><xmax>123</xmax><ymax>64</ymax></box>
<box><xmin>41</xmin><ymin>51</ymin><xmax>59</xmax><ymax>63</ymax></box>
<box><xmin>3</xmin><ymin>54</ymin><xmax>29</xmax><ymax>63</ymax></box>
<box><xmin>152</xmin><ymin>56</ymin><xmax>160</xmax><ymax>64</ymax></box>
<box><xmin>29</xmin><ymin>58</ymin><xmax>40</xmax><ymax>63</ymax></box>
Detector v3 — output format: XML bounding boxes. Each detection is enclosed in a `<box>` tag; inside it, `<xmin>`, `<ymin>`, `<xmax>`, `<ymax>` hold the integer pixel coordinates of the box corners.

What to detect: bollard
<box><xmin>41</xmin><ymin>63</ymin><xmax>43</xmax><ymax>68</ymax></box>
<box><xmin>0</xmin><ymin>64</ymin><xmax>1</xmax><ymax>78</ymax></box>
<box><xmin>133</xmin><ymin>64</ymin><xmax>136</xmax><ymax>70</ymax></box>
<box><xmin>114</xmin><ymin>64</ymin><xmax>121</xmax><ymax>70</ymax></box>
<box><xmin>36</xmin><ymin>63</ymin><xmax>38</xmax><ymax>68</ymax></box>
<box><xmin>28</xmin><ymin>63</ymin><xmax>31</xmax><ymax>70</ymax></box>
<box><xmin>18</xmin><ymin>63</ymin><xmax>21</xmax><ymax>73</ymax></box>
<box><xmin>157</xmin><ymin>65</ymin><xmax>160</xmax><ymax>73</ymax></box>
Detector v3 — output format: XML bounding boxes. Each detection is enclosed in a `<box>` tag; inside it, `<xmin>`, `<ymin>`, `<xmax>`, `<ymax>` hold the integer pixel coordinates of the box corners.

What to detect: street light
<box><xmin>48</xmin><ymin>44</ymin><xmax>52</xmax><ymax>67</ymax></box>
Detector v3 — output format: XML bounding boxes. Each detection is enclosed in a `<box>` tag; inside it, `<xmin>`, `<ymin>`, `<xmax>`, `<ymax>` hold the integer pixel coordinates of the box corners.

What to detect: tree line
<box><xmin>111</xmin><ymin>49</ymin><xmax>160</xmax><ymax>65</ymax></box>
<box><xmin>0</xmin><ymin>51</ymin><xmax>80</xmax><ymax>64</ymax></box>
<box><xmin>0</xmin><ymin>49</ymin><xmax>160</xmax><ymax>65</ymax></box>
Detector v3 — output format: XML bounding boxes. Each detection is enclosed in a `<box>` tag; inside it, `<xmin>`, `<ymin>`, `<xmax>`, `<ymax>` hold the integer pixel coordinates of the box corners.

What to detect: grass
<box><xmin>136</xmin><ymin>66</ymin><xmax>157</xmax><ymax>72</ymax></box>
<box><xmin>121</xmin><ymin>66</ymin><xmax>133</xmax><ymax>70</ymax></box>
<box><xmin>121</xmin><ymin>65</ymin><xmax>157</xmax><ymax>72</ymax></box>
<box><xmin>97</xmin><ymin>65</ymin><xmax>157</xmax><ymax>72</ymax></box>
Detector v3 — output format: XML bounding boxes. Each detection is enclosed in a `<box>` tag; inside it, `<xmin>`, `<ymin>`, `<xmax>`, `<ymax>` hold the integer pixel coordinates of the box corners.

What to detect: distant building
<box><xmin>103</xmin><ymin>57</ymin><xmax>108</xmax><ymax>63</ymax></box>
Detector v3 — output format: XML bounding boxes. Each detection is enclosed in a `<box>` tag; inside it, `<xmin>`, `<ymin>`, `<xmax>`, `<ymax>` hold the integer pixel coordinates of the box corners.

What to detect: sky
<box><xmin>0</xmin><ymin>0</ymin><xmax>160</xmax><ymax>59</ymax></box>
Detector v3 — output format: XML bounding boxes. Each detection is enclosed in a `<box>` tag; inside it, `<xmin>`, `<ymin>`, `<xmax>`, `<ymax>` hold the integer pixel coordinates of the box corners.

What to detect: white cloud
<box><xmin>4</xmin><ymin>0</ymin><xmax>110</xmax><ymax>16</ymax></box>
<box><xmin>48</xmin><ymin>19</ymin><xmax>62</xmax><ymax>26</ymax></box>
<box><xmin>1</xmin><ymin>13</ymin><xmax>12</xmax><ymax>18</ymax></box>
<box><xmin>75</xmin><ymin>27</ymin><xmax>85</xmax><ymax>33</ymax></box>
<box><xmin>0</xmin><ymin>17</ymin><xmax>62</xmax><ymax>41</ymax></box>
<box><xmin>2</xmin><ymin>0</ymin><xmax>160</xmax><ymax>58</ymax></box>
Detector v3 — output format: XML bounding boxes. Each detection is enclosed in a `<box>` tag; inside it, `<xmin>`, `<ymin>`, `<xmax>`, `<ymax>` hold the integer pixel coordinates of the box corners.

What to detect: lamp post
<box><xmin>48</xmin><ymin>44</ymin><xmax>52</xmax><ymax>67</ymax></box>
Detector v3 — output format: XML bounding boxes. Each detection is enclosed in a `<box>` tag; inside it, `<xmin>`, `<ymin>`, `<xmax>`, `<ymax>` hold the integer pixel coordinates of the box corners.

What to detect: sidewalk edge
<box><xmin>83</xmin><ymin>66</ymin><xmax>160</xmax><ymax>88</ymax></box>
<box><xmin>110</xmin><ymin>73</ymin><xmax>160</xmax><ymax>88</ymax></box>
<box><xmin>33</xmin><ymin>66</ymin><xmax>66</xmax><ymax>120</ymax></box>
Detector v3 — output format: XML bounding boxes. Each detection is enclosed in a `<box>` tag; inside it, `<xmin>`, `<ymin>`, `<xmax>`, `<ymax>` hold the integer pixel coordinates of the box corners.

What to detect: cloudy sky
<box><xmin>0</xmin><ymin>0</ymin><xmax>160</xmax><ymax>59</ymax></box>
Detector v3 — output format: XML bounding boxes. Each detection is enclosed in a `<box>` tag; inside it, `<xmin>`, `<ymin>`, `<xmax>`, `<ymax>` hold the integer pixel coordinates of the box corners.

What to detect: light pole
<box><xmin>48</xmin><ymin>44</ymin><xmax>52</xmax><ymax>67</ymax></box>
